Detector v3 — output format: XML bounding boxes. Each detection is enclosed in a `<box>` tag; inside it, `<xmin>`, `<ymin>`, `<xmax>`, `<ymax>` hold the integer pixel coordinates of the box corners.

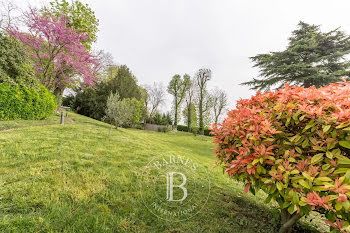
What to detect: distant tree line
<box><xmin>167</xmin><ymin>68</ymin><xmax>228</xmax><ymax>135</ymax></box>
<box><xmin>64</xmin><ymin>65</ymin><xmax>229</xmax><ymax>134</ymax></box>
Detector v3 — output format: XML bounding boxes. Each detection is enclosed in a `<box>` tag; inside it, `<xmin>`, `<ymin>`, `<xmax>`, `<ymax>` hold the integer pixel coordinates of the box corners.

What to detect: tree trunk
<box><xmin>199</xmin><ymin>91</ymin><xmax>204</xmax><ymax>135</ymax></box>
<box><xmin>174</xmin><ymin>105</ymin><xmax>178</xmax><ymax>128</ymax></box>
<box><xmin>54</xmin><ymin>87</ymin><xmax>64</xmax><ymax>107</ymax></box>
<box><xmin>187</xmin><ymin>105</ymin><xmax>191</xmax><ymax>132</ymax></box>
<box><xmin>279</xmin><ymin>209</ymin><xmax>301</xmax><ymax>233</ymax></box>
<box><xmin>215</xmin><ymin>115</ymin><xmax>218</xmax><ymax>125</ymax></box>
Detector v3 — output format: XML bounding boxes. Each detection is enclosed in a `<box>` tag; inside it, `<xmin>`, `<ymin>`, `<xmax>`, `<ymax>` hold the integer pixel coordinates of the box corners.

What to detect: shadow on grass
<box><xmin>212</xmin><ymin>186</ymin><xmax>322</xmax><ymax>233</ymax></box>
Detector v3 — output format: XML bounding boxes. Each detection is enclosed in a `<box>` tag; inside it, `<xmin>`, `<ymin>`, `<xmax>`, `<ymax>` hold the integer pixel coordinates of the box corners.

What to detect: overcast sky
<box><xmin>16</xmin><ymin>0</ymin><xmax>350</xmax><ymax>112</ymax></box>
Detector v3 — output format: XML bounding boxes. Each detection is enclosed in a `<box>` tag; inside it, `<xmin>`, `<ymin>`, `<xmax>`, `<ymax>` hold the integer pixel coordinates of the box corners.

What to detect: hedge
<box><xmin>0</xmin><ymin>82</ymin><xmax>56</xmax><ymax>120</ymax></box>
<box><xmin>177</xmin><ymin>124</ymin><xmax>212</xmax><ymax>136</ymax></box>
<box><xmin>177</xmin><ymin>124</ymin><xmax>189</xmax><ymax>132</ymax></box>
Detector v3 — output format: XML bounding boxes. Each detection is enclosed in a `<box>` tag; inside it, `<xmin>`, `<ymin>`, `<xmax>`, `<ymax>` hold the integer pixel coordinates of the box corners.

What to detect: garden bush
<box><xmin>157</xmin><ymin>126</ymin><xmax>170</xmax><ymax>133</ymax></box>
<box><xmin>204</xmin><ymin>128</ymin><xmax>211</xmax><ymax>136</ymax></box>
<box><xmin>191</xmin><ymin>127</ymin><xmax>199</xmax><ymax>136</ymax></box>
<box><xmin>177</xmin><ymin>124</ymin><xmax>188</xmax><ymax>132</ymax></box>
<box><xmin>148</xmin><ymin>111</ymin><xmax>172</xmax><ymax>125</ymax></box>
<box><xmin>211</xmin><ymin>80</ymin><xmax>350</xmax><ymax>233</ymax></box>
<box><xmin>0</xmin><ymin>32</ymin><xmax>56</xmax><ymax>120</ymax></box>
<box><xmin>177</xmin><ymin>125</ymin><xmax>211</xmax><ymax>136</ymax></box>
<box><xmin>105</xmin><ymin>92</ymin><xmax>144</xmax><ymax>128</ymax></box>
<box><xmin>0</xmin><ymin>32</ymin><xmax>38</xmax><ymax>87</ymax></box>
<box><xmin>0</xmin><ymin>82</ymin><xmax>56</xmax><ymax>120</ymax></box>
<box><xmin>71</xmin><ymin>65</ymin><xmax>144</xmax><ymax>120</ymax></box>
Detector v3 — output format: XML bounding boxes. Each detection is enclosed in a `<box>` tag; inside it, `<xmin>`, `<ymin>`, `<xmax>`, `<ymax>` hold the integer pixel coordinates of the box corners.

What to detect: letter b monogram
<box><xmin>166</xmin><ymin>172</ymin><xmax>187</xmax><ymax>202</ymax></box>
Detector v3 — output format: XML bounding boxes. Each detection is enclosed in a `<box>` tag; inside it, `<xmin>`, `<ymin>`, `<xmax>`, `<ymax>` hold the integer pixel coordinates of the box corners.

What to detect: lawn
<box><xmin>0</xmin><ymin>113</ymin><xmax>329</xmax><ymax>232</ymax></box>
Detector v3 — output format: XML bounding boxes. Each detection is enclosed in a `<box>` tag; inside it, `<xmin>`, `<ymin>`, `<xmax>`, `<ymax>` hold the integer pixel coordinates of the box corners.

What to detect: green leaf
<box><xmin>303</xmin><ymin>122</ymin><xmax>315</xmax><ymax>132</ymax></box>
<box><xmin>322</xmin><ymin>164</ymin><xmax>330</xmax><ymax>170</ymax></box>
<box><xmin>335</xmin><ymin>202</ymin><xmax>343</xmax><ymax>211</ymax></box>
<box><xmin>327</xmin><ymin>140</ymin><xmax>337</xmax><ymax>150</ymax></box>
<box><xmin>312</xmin><ymin>186</ymin><xmax>327</xmax><ymax>191</ymax></box>
<box><xmin>295</xmin><ymin>147</ymin><xmax>302</xmax><ymax>154</ymax></box>
<box><xmin>342</xmin><ymin>200</ymin><xmax>350</xmax><ymax>210</ymax></box>
<box><xmin>323</xmin><ymin>125</ymin><xmax>331</xmax><ymax>133</ymax></box>
<box><xmin>339</xmin><ymin>141</ymin><xmax>350</xmax><ymax>149</ymax></box>
<box><xmin>326</xmin><ymin>151</ymin><xmax>333</xmax><ymax>159</ymax></box>
<box><xmin>337</xmin><ymin>156</ymin><xmax>350</xmax><ymax>165</ymax></box>
<box><xmin>334</xmin><ymin>168</ymin><xmax>349</xmax><ymax>174</ymax></box>
<box><xmin>315</xmin><ymin>177</ymin><xmax>332</xmax><ymax>182</ymax></box>
<box><xmin>299</xmin><ymin>200</ymin><xmax>307</xmax><ymax>206</ymax></box>
<box><xmin>301</xmin><ymin>139</ymin><xmax>309</xmax><ymax>148</ymax></box>
<box><xmin>276</xmin><ymin>182</ymin><xmax>283</xmax><ymax>191</ymax></box>
<box><xmin>290</xmin><ymin>169</ymin><xmax>300</xmax><ymax>175</ymax></box>
<box><xmin>299</xmin><ymin>179</ymin><xmax>310</xmax><ymax>189</ymax></box>
<box><xmin>336</xmin><ymin>123</ymin><xmax>350</xmax><ymax>129</ymax></box>
<box><xmin>332</xmin><ymin>149</ymin><xmax>341</xmax><ymax>157</ymax></box>
<box><xmin>292</xmin><ymin>192</ymin><xmax>299</xmax><ymax>204</ymax></box>
<box><xmin>265</xmin><ymin>194</ymin><xmax>273</xmax><ymax>203</ymax></box>
<box><xmin>345</xmin><ymin>170</ymin><xmax>350</xmax><ymax>182</ymax></box>
<box><xmin>252</xmin><ymin>158</ymin><xmax>260</xmax><ymax>165</ymax></box>
<box><xmin>288</xmin><ymin>204</ymin><xmax>296</xmax><ymax>214</ymax></box>
<box><xmin>282</xmin><ymin>201</ymin><xmax>290</xmax><ymax>209</ymax></box>
<box><xmin>302</xmin><ymin>172</ymin><xmax>313</xmax><ymax>181</ymax></box>
<box><xmin>311</xmin><ymin>153</ymin><xmax>324</xmax><ymax>164</ymax></box>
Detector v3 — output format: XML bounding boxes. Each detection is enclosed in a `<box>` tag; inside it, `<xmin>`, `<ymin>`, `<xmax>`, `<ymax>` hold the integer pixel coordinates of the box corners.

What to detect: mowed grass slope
<box><xmin>0</xmin><ymin>113</ymin><xmax>327</xmax><ymax>232</ymax></box>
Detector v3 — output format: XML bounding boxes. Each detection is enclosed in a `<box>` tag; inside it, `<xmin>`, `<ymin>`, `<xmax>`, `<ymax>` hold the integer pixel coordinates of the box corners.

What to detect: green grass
<box><xmin>0</xmin><ymin>112</ymin><xmax>72</xmax><ymax>131</ymax></box>
<box><xmin>0</xmin><ymin>113</ymin><xmax>329</xmax><ymax>232</ymax></box>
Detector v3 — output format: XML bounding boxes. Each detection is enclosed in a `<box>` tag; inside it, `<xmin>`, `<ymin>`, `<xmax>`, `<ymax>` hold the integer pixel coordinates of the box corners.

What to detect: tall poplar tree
<box><xmin>167</xmin><ymin>74</ymin><xmax>190</xmax><ymax>128</ymax></box>
<box><xmin>194</xmin><ymin>68</ymin><xmax>212</xmax><ymax>135</ymax></box>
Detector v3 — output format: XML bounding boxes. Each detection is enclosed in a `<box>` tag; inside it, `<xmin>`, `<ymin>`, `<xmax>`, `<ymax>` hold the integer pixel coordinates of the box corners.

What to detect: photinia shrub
<box><xmin>211</xmin><ymin>80</ymin><xmax>350</xmax><ymax>233</ymax></box>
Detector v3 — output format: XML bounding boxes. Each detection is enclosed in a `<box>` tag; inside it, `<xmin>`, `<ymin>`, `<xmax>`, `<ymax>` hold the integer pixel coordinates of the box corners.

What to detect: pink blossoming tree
<box><xmin>9</xmin><ymin>8</ymin><xmax>98</xmax><ymax>105</ymax></box>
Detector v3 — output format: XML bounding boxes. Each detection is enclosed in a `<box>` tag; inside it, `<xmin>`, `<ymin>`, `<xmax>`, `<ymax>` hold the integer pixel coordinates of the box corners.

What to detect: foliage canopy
<box><xmin>243</xmin><ymin>22</ymin><xmax>350</xmax><ymax>90</ymax></box>
<box><xmin>0</xmin><ymin>32</ymin><xmax>37</xmax><ymax>87</ymax></box>
<box><xmin>47</xmin><ymin>0</ymin><xmax>99</xmax><ymax>49</ymax></box>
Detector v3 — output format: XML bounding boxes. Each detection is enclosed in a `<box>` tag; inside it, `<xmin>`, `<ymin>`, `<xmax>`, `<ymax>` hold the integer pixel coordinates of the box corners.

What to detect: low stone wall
<box><xmin>144</xmin><ymin>123</ymin><xmax>172</xmax><ymax>132</ymax></box>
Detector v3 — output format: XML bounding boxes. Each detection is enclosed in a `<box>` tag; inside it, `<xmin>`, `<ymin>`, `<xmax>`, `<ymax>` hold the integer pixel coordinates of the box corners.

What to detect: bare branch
<box><xmin>144</xmin><ymin>82</ymin><xmax>166</xmax><ymax>118</ymax></box>
<box><xmin>211</xmin><ymin>87</ymin><xmax>228</xmax><ymax>124</ymax></box>
<box><xmin>0</xmin><ymin>0</ymin><xmax>22</xmax><ymax>31</ymax></box>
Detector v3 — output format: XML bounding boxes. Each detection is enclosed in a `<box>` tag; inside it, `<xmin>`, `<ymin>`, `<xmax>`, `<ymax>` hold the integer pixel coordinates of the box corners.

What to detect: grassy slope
<box><xmin>0</xmin><ymin>113</ymin><xmax>328</xmax><ymax>233</ymax></box>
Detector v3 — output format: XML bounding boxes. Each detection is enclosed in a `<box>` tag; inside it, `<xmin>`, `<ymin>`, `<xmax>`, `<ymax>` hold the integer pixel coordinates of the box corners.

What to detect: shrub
<box><xmin>183</xmin><ymin>103</ymin><xmax>197</xmax><ymax>130</ymax></box>
<box><xmin>191</xmin><ymin>127</ymin><xmax>199</xmax><ymax>136</ymax></box>
<box><xmin>0</xmin><ymin>32</ymin><xmax>56</xmax><ymax>120</ymax></box>
<box><xmin>177</xmin><ymin>125</ymin><xmax>211</xmax><ymax>136</ymax></box>
<box><xmin>157</xmin><ymin>126</ymin><xmax>170</xmax><ymax>133</ymax></box>
<box><xmin>73</xmin><ymin>87</ymin><xmax>103</xmax><ymax>120</ymax></box>
<box><xmin>0</xmin><ymin>83</ymin><xmax>56</xmax><ymax>120</ymax></box>
<box><xmin>123</xmin><ymin>98</ymin><xmax>144</xmax><ymax>126</ymax></box>
<box><xmin>148</xmin><ymin>111</ymin><xmax>172</xmax><ymax>125</ymax></box>
<box><xmin>177</xmin><ymin>125</ymin><xmax>188</xmax><ymax>132</ymax></box>
<box><xmin>105</xmin><ymin>92</ymin><xmax>144</xmax><ymax>128</ymax></box>
<box><xmin>0</xmin><ymin>32</ymin><xmax>38</xmax><ymax>87</ymax></box>
<box><xmin>134</xmin><ymin>124</ymin><xmax>144</xmax><ymax>130</ymax></box>
<box><xmin>204</xmin><ymin>128</ymin><xmax>211</xmax><ymax>136</ymax></box>
<box><xmin>62</xmin><ymin>95</ymin><xmax>75</xmax><ymax>108</ymax></box>
<box><xmin>211</xmin><ymin>80</ymin><xmax>350</xmax><ymax>233</ymax></box>
<box><xmin>72</xmin><ymin>65</ymin><xmax>144</xmax><ymax>120</ymax></box>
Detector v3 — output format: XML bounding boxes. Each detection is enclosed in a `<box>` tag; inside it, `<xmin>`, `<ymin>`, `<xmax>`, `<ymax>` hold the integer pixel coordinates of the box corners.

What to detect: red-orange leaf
<box><xmin>244</xmin><ymin>183</ymin><xmax>251</xmax><ymax>194</ymax></box>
